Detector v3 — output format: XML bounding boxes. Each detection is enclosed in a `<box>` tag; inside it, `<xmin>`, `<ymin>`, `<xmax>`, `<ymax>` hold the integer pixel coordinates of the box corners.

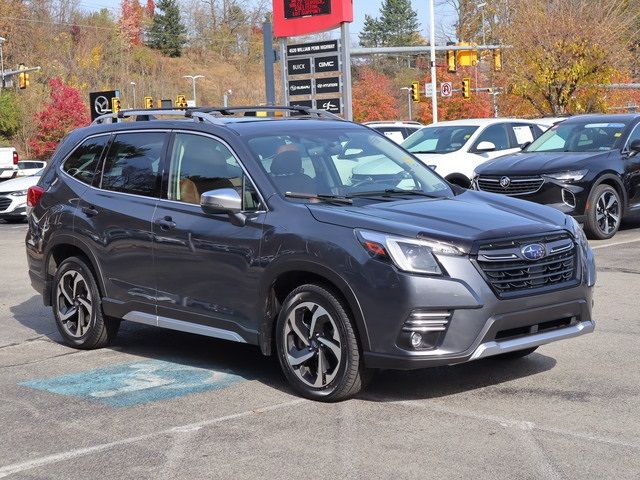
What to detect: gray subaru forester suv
<box><xmin>25</xmin><ymin>106</ymin><xmax>596</xmax><ymax>401</ymax></box>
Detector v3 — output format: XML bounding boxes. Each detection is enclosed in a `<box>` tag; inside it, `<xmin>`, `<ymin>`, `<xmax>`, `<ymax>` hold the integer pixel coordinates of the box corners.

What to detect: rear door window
<box><xmin>100</xmin><ymin>132</ymin><xmax>165</xmax><ymax>197</ymax></box>
<box><xmin>508</xmin><ymin>123</ymin><xmax>538</xmax><ymax>147</ymax></box>
<box><xmin>62</xmin><ymin>135</ymin><xmax>110</xmax><ymax>185</ymax></box>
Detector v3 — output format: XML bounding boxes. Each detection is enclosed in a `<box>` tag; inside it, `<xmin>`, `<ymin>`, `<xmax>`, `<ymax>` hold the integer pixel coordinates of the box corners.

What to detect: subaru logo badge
<box><xmin>521</xmin><ymin>243</ymin><xmax>546</xmax><ymax>261</ymax></box>
<box><xmin>500</xmin><ymin>176</ymin><xmax>511</xmax><ymax>188</ymax></box>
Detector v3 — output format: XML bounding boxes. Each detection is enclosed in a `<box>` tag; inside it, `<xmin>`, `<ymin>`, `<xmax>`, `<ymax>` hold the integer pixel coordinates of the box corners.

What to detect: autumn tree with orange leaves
<box><xmin>352</xmin><ymin>67</ymin><xmax>401</xmax><ymax>122</ymax></box>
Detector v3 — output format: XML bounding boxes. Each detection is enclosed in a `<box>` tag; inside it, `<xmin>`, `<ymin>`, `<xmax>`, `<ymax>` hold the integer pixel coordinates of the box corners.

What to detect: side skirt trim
<box><xmin>122</xmin><ymin>311</ymin><xmax>248</xmax><ymax>344</ymax></box>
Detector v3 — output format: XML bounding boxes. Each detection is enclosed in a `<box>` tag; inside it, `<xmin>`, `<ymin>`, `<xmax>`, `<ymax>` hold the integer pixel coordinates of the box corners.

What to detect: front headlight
<box><xmin>566</xmin><ymin>215</ymin><xmax>587</xmax><ymax>246</ymax></box>
<box><xmin>9</xmin><ymin>190</ymin><xmax>28</xmax><ymax>197</ymax></box>
<box><xmin>356</xmin><ymin>230</ymin><xmax>462</xmax><ymax>275</ymax></box>
<box><xmin>547</xmin><ymin>170</ymin><xmax>588</xmax><ymax>182</ymax></box>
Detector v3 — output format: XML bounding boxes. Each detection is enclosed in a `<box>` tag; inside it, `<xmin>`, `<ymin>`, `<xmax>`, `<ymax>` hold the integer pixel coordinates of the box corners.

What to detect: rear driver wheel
<box><xmin>52</xmin><ymin>256</ymin><xmax>119</xmax><ymax>349</ymax></box>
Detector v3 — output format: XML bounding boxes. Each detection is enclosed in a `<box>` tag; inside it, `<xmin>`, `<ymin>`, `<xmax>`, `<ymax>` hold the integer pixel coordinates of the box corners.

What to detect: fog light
<box><xmin>410</xmin><ymin>332</ymin><xmax>423</xmax><ymax>348</ymax></box>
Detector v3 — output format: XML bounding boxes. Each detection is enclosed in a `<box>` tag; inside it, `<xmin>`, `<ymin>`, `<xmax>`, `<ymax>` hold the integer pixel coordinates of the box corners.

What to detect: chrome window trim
<box><xmin>169</xmin><ymin>129</ymin><xmax>269</xmax><ymax>212</ymax></box>
<box><xmin>622</xmin><ymin>122</ymin><xmax>640</xmax><ymax>153</ymax></box>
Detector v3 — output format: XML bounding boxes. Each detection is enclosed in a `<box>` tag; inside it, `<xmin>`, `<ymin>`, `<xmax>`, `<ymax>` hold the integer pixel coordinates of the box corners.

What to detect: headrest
<box><xmin>270</xmin><ymin>149</ymin><xmax>302</xmax><ymax>176</ymax></box>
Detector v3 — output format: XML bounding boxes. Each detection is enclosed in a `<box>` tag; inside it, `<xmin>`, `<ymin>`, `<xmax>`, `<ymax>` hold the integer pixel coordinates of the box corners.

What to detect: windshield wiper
<box><xmin>285</xmin><ymin>191</ymin><xmax>353</xmax><ymax>205</ymax></box>
<box><xmin>409</xmin><ymin>150</ymin><xmax>446</xmax><ymax>154</ymax></box>
<box><xmin>352</xmin><ymin>189</ymin><xmax>441</xmax><ymax>199</ymax></box>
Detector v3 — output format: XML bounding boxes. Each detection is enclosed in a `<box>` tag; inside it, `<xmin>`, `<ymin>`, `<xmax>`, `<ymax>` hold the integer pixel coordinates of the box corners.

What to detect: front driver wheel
<box><xmin>584</xmin><ymin>184</ymin><xmax>622</xmax><ymax>240</ymax></box>
<box><xmin>276</xmin><ymin>284</ymin><xmax>367</xmax><ymax>402</ymax></box>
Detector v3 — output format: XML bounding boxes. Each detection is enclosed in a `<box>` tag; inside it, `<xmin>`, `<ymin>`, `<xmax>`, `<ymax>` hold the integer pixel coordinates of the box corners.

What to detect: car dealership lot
<box><xmin>1</xmin><ymin>221</ymin><xmax>639</xmax><ymax>479</ymax></box>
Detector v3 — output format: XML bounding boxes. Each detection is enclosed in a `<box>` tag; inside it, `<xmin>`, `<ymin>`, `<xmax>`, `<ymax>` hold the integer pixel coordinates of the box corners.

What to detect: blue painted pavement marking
<box><xmin>19</xmin><ymin>360</ymin><xmax>246</xmax><ymax>407</ymax></box>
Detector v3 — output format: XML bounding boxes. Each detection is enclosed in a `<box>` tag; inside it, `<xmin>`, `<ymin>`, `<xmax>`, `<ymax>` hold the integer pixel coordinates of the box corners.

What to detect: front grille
<box><xmin>476</xmin><ymin>234</ymin><xmax>577</xmax><ymax>297</ymax></box>
<box><xmin>0</xmin><ymin>196</ymin><xmax>11</xmax><ymax>211</ymax></box>
<box><xmin>477</xmin><ymin>175</ymin><xmax>544</xmax><ymax>195</ymax></box>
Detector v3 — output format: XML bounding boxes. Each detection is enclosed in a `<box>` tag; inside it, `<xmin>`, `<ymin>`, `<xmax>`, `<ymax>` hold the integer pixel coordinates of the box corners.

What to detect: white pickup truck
<box><xmin>0</xmin><ymin>147</ymin><xmax>19</xmax><ymax>180</ymax></box>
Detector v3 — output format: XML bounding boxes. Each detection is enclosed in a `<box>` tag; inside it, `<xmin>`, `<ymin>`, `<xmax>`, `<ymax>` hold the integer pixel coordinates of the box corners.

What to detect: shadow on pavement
<box><xmin>12</xmin><ymin>295</ymin><xmax>557</xmax><ymax>401</ymax></box>
<box><xmin>360</xmin><ymin>353</ymin><xmax>556</xmax><ymax>402</ymax></box>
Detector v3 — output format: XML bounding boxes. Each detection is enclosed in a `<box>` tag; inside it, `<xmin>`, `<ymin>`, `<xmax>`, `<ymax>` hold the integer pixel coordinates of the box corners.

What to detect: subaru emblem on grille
<box><xmin>499</xmin><ymin>176</ymin><xmax>511</xmax><ymax>188</ymax></box>
<box><xmin>521</xmin><ymin>243</ymin><xmax>546</xmax><ymax>261</ymax></box>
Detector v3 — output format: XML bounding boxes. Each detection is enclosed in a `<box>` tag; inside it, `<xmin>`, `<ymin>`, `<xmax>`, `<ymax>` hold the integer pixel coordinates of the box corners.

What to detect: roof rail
<box><xmin>190</xmin><ymin>105</ymin><xmax>344</xmax><ymax>120</ymax></box>
<box><xmin>91</xmin><ymin>105</ymin><xmax>345</xmax><ymax>125</ymax></box>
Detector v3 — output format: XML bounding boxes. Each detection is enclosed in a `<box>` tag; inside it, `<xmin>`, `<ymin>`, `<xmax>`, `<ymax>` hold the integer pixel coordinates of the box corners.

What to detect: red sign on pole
<box><xmin>273</xmin><ymin>0</ymin><xmax>353</xmax><ymax>37</ymax></box>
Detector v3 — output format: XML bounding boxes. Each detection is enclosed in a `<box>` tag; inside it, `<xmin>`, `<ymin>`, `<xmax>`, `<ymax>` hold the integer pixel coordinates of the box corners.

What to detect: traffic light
<box><xmin>493</xmin><ymin>49</ymin><xmax>502</xmax><ymax>72</ymax></box>
<box><xmin>446</xmin><ymin>49</ymin><xmax>456</xmax><ymax>73</ymax></box>
<box><xmin>111</xmin><ymin>97</ymin><xmax>121</xmax><ymax>113</ymax></box>
<box><xmin>410</xmin><ymin>81</ymin><xmax>420</xmax><ymax>102</ymax></box>
<box><xmin>175</xmin><ymin>94</ymin><xmax>187</xmax><ymax>108</ymax></box>
<box><xmin>143</xmin><ymin>96</ymin><xmax>153</xmax><ymax>109</ymax></box>
<box><xmin>462</xmin><ymin>78</ymin><xmax>471</xmax><ymax>99</ymax></box>
<box><xmin>18</xmin><ymin>63</ymin><xmax>29</xmax><ymax>89</ymax></box>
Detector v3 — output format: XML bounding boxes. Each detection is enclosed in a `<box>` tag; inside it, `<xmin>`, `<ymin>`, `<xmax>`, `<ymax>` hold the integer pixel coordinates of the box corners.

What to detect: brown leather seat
<box><xmin>179</xmin><ymin>178</ymin><xmax>200</xmax><ymax>204</ymax></box>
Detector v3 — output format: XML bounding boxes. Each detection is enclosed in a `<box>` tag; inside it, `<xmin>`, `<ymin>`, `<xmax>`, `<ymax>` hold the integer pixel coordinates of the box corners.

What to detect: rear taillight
<box><xmin>27</xmin><ymin>185</ymin><xmax>44</xmax><ymax>208</ymax></box>
<box><xmin>12</xmin><ymin>151</ymin><xmax>18</xmax><ymax>165</ymax></box>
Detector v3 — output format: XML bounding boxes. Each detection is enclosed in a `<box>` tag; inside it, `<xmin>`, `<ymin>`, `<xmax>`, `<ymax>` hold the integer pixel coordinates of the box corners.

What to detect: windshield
<box><xmin>402</xmin><ymin>125</ymin><xmax>478</xmax><ymax>154</ymax></box>
<box><xmin>246</xmin><ymin>128</ymin><xmax>452</xmax><ymax>199</ymax></box>
<box><xmin>525</xmin><ymin>120</ymin><xmax>629</xmax><ymax>152</ymax></box>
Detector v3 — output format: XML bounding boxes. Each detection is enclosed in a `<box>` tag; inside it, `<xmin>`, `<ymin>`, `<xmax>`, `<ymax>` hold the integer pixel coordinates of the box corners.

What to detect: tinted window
<box><xmin>402</xmin><ymin>125</ymin><xmax>478</xmax><ymax>153</ymax></box>
<box><xmin>100</xmin><ymin>132</ymin><xmax>165</xmax><ymax>197</ymax></box>
<box><xmin>247</xmin><ymin>129</ymin><xmax>452</xmax><ymax>198</ymax></box>
<box><xmin>474</xmin><ymin>124</ymin><xmax>509</xmax><ymax>150</ymax></box>
<box><xmin>62</xmin><ymin>135</ymin><xmax>109</xmax><ymax>185</ymax></box>
<box><xmin>526</xmin><ymin>121</ymin><xmax>629</xmax><ymax>153</ymax></box>
<box><xmin>167</xmin><ymin>133</ymin><xmax>261</xmax><ymax>211</ymax></box>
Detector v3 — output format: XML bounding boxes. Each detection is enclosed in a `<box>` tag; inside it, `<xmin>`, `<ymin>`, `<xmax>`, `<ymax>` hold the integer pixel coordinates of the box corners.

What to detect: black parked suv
<box><xmin>26</xmin><ymin>106</ymin><xmax>596</xmax><ymax>401</ymax></box>
<box><xmin>474</xmin><ymin>114</ymin><xmax>640</xmax><ymax>239</ymax></box>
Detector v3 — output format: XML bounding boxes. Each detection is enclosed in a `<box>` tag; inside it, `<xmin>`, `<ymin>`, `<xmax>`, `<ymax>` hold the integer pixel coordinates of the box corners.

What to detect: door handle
<box><xmin>155</xmin><ymin>216</ymin><xmax>176</xmax><ymax>231</ymax></box>
<box><xmin>81</xmin><ymin>205</ymin><xmax>98</xmax><ymax>217</ymax></box>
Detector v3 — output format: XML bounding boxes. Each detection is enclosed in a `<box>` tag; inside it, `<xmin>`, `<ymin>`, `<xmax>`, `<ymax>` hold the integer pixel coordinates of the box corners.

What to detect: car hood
<box><xmin>0</xmin><ymin>175</ymin><xmax>40</xmax><ymax>192</ymax></box>
<box><xmin>308</xmin><ymin>190</ymin><xmax>569</xmax><ymax>253</ymax></box>
<box><xmin>476</xmin><ymin>150</ymin><xmax>611</xmax><ymax>175</ymax></box>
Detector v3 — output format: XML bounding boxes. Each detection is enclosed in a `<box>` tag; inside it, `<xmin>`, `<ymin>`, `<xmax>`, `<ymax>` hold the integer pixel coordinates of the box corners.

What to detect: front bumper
<box><xmin>0</xmin><ymin>194</ymin><xmax>27</xmax><ymax>218</ymax></box>
<box><xmin>356</xmin><ymin>241</ymin><xmax>596</xmax><ymax>370</ymax></box>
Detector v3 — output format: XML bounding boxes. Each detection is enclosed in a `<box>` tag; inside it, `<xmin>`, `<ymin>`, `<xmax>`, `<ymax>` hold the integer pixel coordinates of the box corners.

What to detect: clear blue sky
<box><xmin>77</xmin><ymin>0</ymin><xmax>456</xmax><ymax>41</ymax></box>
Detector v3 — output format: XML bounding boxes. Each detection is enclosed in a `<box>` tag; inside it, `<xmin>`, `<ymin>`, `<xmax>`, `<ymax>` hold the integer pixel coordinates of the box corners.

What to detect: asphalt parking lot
<box><xmin>1</xmin><ymin>219</ymin><xmax>639</xmax><ymax>479</ymax></box>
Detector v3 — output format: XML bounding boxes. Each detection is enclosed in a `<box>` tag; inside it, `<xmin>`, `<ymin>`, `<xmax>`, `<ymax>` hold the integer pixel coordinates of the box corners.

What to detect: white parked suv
<box><xmin>0</xmin><ymin>168</ymin><xmax>43</xmax><ymax>222</ymax></box>
<box><xmin>401</xmin><ymin>118</ymin><xmax>553</xmax><ymax>187</ymax></box>
<box><xmin>0</xmin><ymin>147</ymin><xmax>19</xmax><ymax>180</ymax></box>
<box><xmin>364</xmin><ymin>121</ymin><xmax>423</xmax><ymax>144</ymax></box>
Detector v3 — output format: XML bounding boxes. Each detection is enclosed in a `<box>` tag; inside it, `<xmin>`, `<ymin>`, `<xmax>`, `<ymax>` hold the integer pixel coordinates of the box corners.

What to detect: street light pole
<box><xmin>183</xmin><ymin>75</ymin><xmax>204</xmax><ymax>106</ymax></box>
<box><xmin>428</xmin><ymin>0</ymin><xmax>438</xmax><ymax>123</ymax></box>
<box><xmin>401</xmin><ymin>87</ymin><xmax>412</xmax><ymax>121</ymax></box>
<box><xmin>223</xmin><ymin>89</ymin><xmax>232</xmax><ymax>108</ymax></box>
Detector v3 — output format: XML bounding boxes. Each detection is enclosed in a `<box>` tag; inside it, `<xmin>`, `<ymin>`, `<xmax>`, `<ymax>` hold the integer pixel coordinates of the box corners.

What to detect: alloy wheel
<box><xmin>595</xmin><ymin>191</ymin><xmax>620</xmax><ymax>236</ymax></box>
<box><xmin>283</xmin><ymin>302</ymin><xmax>342</xmax><ymax>388</ymax></box>
<box><xmin>56</xmin><ymin>270</ymin><xmax>93</xmax><ymax>338</ymax></box>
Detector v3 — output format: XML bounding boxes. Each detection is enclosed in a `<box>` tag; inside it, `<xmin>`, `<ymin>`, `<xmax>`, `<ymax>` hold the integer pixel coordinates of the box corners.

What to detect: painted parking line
<box><xmin>19</xmin><ymin>360</ymin><xmax>247</xmax><ymax>407</ymax></box>
<box><xmin>590</xmin><ymin>237</ymin><xmax>640</xmax><ymax>250</ymax></box>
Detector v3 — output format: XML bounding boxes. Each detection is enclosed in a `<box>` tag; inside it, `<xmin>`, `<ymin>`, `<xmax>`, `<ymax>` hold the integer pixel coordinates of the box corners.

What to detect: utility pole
<box><xmin>130</xmin><ymin>81</ymin><xmax>137</xmax><ymax>109</ymax></box>
<box><xmin>0</xmin><ymin>37</ymin><xmax>5</xmax><ymax>91</ymax></box>
<box><xmin>428</xmin><ymin>0</ymin><xmax>438</xmax><ymax>123</ymax></box>
<box><xmin>262</xmin><ymin>21</ymin><xmax>276</xmax><ymax>106</ymax></box>
<box><xmin>401</xmin><ymin>87</ymin><xmax>413</xmax><ymax>121</ymax></box>
<box><xmin>183</xmin><ymin>75</ymin><xmax>204</xmax><ymax>106</ymax></box>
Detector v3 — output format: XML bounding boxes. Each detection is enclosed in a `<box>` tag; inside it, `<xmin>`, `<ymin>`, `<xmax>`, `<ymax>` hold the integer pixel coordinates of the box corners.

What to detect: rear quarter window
<box><xmin>62</xmin><ymin>135</ymin><xmax>110</xmax><ymax>185</ymax></box>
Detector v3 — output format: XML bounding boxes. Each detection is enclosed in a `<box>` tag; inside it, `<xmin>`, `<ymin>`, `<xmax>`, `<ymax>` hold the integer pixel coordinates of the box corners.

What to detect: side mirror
<box><xmin>200</xmin><ymin>188</ymin><xmax>242</xmax><ymax>215</ymax></box>
<box><xmin>520</xmin><ymin>141</ymin><xmax>531</xmax><ymax>151</ymax></box>
<box><xmin>628</xmin><ymin>139</ymin><xmax>640</xmax><ymax>155</ymax></box>
<box><xmin>475</xmin><ymin>141</ymin><xmax>496</xmax><ymax>152</ymax></box>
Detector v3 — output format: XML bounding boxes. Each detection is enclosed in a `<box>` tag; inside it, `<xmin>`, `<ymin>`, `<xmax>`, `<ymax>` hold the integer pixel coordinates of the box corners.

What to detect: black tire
<box><xmin>275</xmin><ymin>283</ymin><xmax>367</xmax><ymax>402</ymax></box>
<box><xmin>494</xmin><ymin>347</ymin><xmax>538</xmax><ymax>360</ymax></box>
<box><xmin>584</xmin><ymin>184</ymin><xmax>622</xmax><ymax>240</ymax></box>
<box><xmin>52</xmin><ymin>256</ymin><xmax>120</xmax><ymax>349</ymax></box>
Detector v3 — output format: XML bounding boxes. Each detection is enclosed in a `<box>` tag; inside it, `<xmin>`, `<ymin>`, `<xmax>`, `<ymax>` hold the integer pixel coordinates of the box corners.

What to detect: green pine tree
<box><xmin>359</xmin><ymin>0</ymin><xmax>422</xmax><ymax>47</ymax></box>
<box><xmin>147</xmin><ymin>0</ymin><xmax>186</xmax><ymax>58</ymax></box>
